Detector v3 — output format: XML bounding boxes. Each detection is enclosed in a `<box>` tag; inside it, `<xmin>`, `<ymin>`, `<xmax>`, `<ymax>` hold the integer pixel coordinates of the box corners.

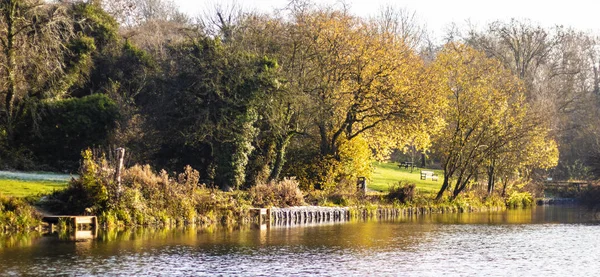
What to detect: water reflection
<box><xmin>0</xmin><ymin>206</ymin><xmax>598</xmax><ymax>276</ymax></box>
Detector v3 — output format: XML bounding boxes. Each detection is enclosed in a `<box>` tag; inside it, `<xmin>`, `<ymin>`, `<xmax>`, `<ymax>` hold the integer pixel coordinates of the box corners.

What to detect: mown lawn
<box><xmin>0</xmin><ymin>179</ymin><xmax>68</xmax><ymax>198</ymax></box>
<box><xmin>370</xmin><ymin>162</ymin><xmax>443</xmax><ymax>195</ymax></box>
<box><xmin>0</xmin><ymin>171</ymin><xmax>71</xmax><ymax>198</ymax></box>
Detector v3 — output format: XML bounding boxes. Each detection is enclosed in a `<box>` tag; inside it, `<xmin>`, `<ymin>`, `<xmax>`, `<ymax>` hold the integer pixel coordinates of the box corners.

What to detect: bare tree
<box><xmin>373</xmin><ymin>5</ymin><xmax>427</xmax><ymax>50</ymax></box>
<box><xmin>0</xmin><ymin>0</ymin><xmax>76</xmax><ymax>144</ymax></box>
<box><xmin>101</xmin><ymin>0</ymin><xmax>187</xmax><ymax>27</ymax></box>
<box><xmin>198</xmin><ymin>1</ymin><xmax>244</xmax><ymax>41</ymax></box>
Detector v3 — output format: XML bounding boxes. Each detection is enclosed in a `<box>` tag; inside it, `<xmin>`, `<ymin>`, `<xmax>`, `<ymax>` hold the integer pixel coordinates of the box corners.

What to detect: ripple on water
<box><xmin>1</xmin><ymin>209</ymin><xmax>600</xmax><ymax>276</ymax></box>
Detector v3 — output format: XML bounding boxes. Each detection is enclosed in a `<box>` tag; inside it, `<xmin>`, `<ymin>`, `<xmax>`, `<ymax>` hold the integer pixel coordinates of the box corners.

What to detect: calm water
<box><xmin>1</xmin><ymin>206</ymin><xmax>599</xmax><ymax>276</ymax></box>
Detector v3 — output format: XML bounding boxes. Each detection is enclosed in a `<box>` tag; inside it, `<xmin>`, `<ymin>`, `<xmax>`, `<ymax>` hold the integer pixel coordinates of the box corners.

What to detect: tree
<box><xmin>100</xmin><ymin>0</ymin><xmax>186</xmax><ymax>27</ymax></box>
<box><xmin>227</xmin><ymin>4</ymin><xmax>443</xmax><ymax>187</ymax></box>
<box><xmin>285</xmin><ymin>7</ymin><xmax>441</xmax><ymax>160</ymax></box>
<box><xmin>0</xmin><ymin>0</ymin><xmax>99</xmax><ymax>157</ymax></box>
<box><xmin>465</xmin><ymin>19</ymin><xmax>560</xmax><ymax>91</ymax></box>
<box><xmin>465</xmin><ymin>20</ymin><xmax>598</xmax><ymax>180</ymax></box>
<box><xmin>148</xmin><ymin>35</ymin><xmax>279</xmax><ymax>190</ymax></box>
<box><xmin>373</xmin><ymin>5</ymin><xmax>427</xmax><ymax>51</ymax></box>
<box><xmin>431</xmin><ymin>43</ymin><xmax>558</xmax><ymax>200</ymax></box>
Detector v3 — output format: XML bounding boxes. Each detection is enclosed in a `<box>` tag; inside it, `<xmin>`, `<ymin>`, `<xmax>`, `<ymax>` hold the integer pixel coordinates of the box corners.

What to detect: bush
<box><xmin>283</xmin><ymin>135</ymin><xmax>374</xmax><ymax>192</ymax></box>
<box><xmin>387</xmin><ymin>182</ymin><xmax>415</xmax><ymax>204</ymax></box>
<box><xmin>47</xmin><ymin>150</ymin><xmax>255</xmax><ymax>227</ymax></box>
<box><xmin>49</xmin><ymin>149</ymin><xmax>112</xmax><ymax>214</ymax></box>
<box><xmin>20</xmin><ymin>94</ymin><xmax>119</xmax><ymax>171</ymax></box>
<box><xmin>0</xmin><ymin>195</ymin><xmax>41</xmax><ymax>230</ymax></box>
<box><xmin>506</xmin><ymin>192</ymin><xmax>533</xmax><ymax>208</ymax></box>
<box><xmin>249</xmin><ymin>178</ymin><xmax>305</xmax><ymax>208</ymax></box>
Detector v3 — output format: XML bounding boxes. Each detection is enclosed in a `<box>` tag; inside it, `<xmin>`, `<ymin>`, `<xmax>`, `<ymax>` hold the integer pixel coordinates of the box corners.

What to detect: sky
<box><xmin>173</xmin><ymin>0</ymin><xmax>600</xmax><ymax>39</ymax></box>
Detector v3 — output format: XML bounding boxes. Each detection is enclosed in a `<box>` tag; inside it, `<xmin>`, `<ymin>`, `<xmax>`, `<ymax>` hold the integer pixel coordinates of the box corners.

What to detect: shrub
<box><xmin>506</xmin><ymin>192</ymin><xmax>534</xmax><ymax>208</ymax></box>
<box><xmin>0</xmin><ymin>195</ymin><xmax>41</xmax><ymax>230</ymax></box>
<box><xmin>249</xmin><ymin>178</ymin><xmax>305</xmax><ymax>207</ymax></box>
<box><xmin>283</xmin><ymin>136</ymin><xmax>374</xmax><ymax>192</ymax></box>
<box><xmin>387</xmin><ymin>182</ymin><xmax>415</xmax><ymax>204</ymax></box>
<box><xmin>22</xmin><ymin>94</ymin><xmax>119</xmax><ymax>171</ymax></box>
<box><xmin>45</xmin><ymin>149</ymin><xmax>262</xmax><ymax>227</ymax></box>
<box><xmin>49</xmin><ymin>149</ymin><xmax>112</xmax><ymax>214</ymax></box>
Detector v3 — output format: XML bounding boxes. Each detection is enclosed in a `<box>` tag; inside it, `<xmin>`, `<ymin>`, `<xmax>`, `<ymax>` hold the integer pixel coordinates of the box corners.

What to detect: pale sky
<box><xmin>173</xmin><ymin>0</ymin><xmax>600</xmax><ymax>39</ymax></box>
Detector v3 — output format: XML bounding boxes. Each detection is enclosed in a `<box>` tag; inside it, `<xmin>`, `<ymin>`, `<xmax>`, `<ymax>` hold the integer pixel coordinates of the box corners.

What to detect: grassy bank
<box><xmin>370</xmin><ymin>162</ymin><xmax>442</xmax><ymax>194</ymax></box>
<box><xmin>0</xmin><ymin>158</ymin><xmax>526</xmax><ymax>232</ymax></box>
<box><xmin>0</xmin><ymin>170</ymin><xmax>70</xmax><ymax>198</ymax></box>
<box><xmin>0</xmin><ymin>179</ymin><xmax>68</xmax><ymax>198</ymax></box>
<box><xmin>0</xmin><ymin>195</ymin><xmax>41</xmax><ymax>231</ymax></box>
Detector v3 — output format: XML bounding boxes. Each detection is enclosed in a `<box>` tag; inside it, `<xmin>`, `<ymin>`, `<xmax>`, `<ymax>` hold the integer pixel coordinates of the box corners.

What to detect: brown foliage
<box><xmin>387</xmin><ymin>182</ymin><xmax>415</xmax><ymax>204</ymax></box>
<box><xmin>249</xmin><ymin>178</ymin><xmax>305</xmax><ymax>208</ymax></box>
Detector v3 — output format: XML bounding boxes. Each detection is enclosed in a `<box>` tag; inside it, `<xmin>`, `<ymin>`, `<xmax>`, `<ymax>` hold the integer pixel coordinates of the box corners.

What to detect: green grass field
<box><xmin>0</xmin><ymin>171</ymin><xmax>70</xmax><ymax>198</ymax></box>
<box><xmin>0</xmin><ymin>163</ymin><xmax>440</xmax><ymax>198</ymax></box>
<box><xmin>0</xmin><ymin>179</ymin><xmax>68</xmax><ymax>198</ymax></box>
<box><xmin>370</xmin><ymin>162</ymin><xmax>443</xmax><ymax>194</ymax></box>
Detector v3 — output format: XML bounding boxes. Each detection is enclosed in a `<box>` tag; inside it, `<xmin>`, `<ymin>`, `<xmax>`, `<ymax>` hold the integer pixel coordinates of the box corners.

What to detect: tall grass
<box><xmin>248</xmin><ymin>178</ymin><xmax>305</xmax><ymax>208</ymax></box>
<box><xmin>387</xmin><ymin>182</ymin><xmax>416</xmax><ymax>204</ymax></box>
<box><xmin>46</xmin><ymin>151</ymin><xmax>254</xmax><ymax>227</ymax></box>
<box><xmin>0</xmin><ymin>194</ymin><xmax>41</xmax><ymax>231</ymax></box>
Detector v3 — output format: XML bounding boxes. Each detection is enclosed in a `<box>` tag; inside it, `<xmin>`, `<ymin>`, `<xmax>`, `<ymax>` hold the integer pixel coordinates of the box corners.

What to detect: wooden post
<box><xmin>357</xmin><ymin>177</ymin><xmax>367</xmax><ymax>194</ymax></box>
<box><xmin>115</xmin><ymin>147</ymin><xmax>125</xmax><ymax>196</ymax></box>
<box><xmin>92</xmin><ymin>216</ymin><xmax>98</xmax><ymax>233</ymax></box>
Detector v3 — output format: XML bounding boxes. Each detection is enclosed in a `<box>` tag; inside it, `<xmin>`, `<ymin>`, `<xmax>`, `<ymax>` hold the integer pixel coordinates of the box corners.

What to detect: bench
<box><xmin>398</xmin><ymin>162</ymin><xmax>410</xmax><ymax>169</ymax></box>
<box><xmin>420</xmin><ymin>170</ymin><xmax>438</xmax><ymax>181</ymax></box>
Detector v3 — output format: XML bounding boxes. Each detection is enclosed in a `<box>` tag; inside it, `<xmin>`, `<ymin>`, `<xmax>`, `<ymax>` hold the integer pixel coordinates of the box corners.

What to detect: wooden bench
<box><xmin>420</xmin><ymin>170</ymin><xmax>438</xmax><ymax>181</ymax></box>
<box><xmin>398</xmin><ymin>162</ymin><xmax>413</xmax><ymax>169</ymax></box>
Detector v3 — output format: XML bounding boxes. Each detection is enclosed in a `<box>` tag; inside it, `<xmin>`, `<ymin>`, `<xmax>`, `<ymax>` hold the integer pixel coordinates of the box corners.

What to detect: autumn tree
<box><xmin>431</xmin><ymin>43</ymin><xmax>558</xmax><ymax>200</ymax></box>
<box><xmin>465</xmin><ymin>20</ymin><xmax>599</xmax><ymax>180</ymax></box>
<box><xmin>287</xmin><ymin>7</ymin><xmax>441</xmax><ymax>159</ymax></box>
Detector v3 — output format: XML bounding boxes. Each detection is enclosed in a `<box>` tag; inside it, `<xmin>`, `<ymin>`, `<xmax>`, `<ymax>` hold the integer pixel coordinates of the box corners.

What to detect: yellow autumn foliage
<box><xmin>430</xmin><ymin>43</ymin><xmax>559</xmax><ymax>199</ymax></box>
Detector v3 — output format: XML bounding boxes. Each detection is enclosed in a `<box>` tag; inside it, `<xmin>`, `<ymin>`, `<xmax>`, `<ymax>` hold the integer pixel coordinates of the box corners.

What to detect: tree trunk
<box><xmin>451</xmin><ymin>173</ymin><xmax>464</xmax><ymax>200</ymax></box>
<box><xmin>487</xmin><ymin>165</ymin><xmax>495</xmax><ymax>196</ymax></box>
<box><xmin>215</xmin><ymin>109</ymin><xmax>258</xmax><ymax>191</ymax></box>
<box><xmin>436</xmin><ymin>173</ymin><xmax>451</xmax><ymax>200</ymax></box>
<box><xmin>2</xmin><ymin>1</ymin><xmax>17</xmax><ymax>145</ymax></box>
<box><xmin>501</xmin><ymin>178</ymin><xmax>508</xmax><ymax>197</ymax></box>
<box><xmin>452</xmin><ymin>173</ymin><xmax>474</xmax><ymax>200</ymax></box>
<box><xmin>318</xmin><ymin>124</ymin><xmax>331</xmax><ymax>156</ymax></box>
<box><xmin>267</xmin><ymin>133</ymin><xmax>293</xmax><ymax>183</ymax></box>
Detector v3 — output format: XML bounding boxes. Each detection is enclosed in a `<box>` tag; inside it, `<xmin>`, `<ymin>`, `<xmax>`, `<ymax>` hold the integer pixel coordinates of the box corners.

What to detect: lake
<box><xmin>1</xmin><ymin>205</ymin><xmax>598</xmax><ymax>276</ymax></box>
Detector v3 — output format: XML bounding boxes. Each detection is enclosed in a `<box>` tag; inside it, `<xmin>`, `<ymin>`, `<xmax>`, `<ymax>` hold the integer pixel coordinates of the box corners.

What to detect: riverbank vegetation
<box><xmin>0</xmin><ymin>195</ymin><xmax>40</xmax><ymax>231</ymax></box>
<box><xmin>2</xmin><ymin>0</ymin><xmax>600</xmax><ymax>227</ymax></box>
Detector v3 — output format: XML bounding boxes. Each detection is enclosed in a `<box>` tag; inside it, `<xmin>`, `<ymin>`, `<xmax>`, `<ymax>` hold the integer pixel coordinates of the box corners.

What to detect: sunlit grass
<box><xmin>370</xmin><ymin>162</ymin><xmax>443</xmax><ymax>195</ymax></box>
<box><xmin>0</xmin><ymin>179</ymin><xmax>68</xmax><ymax>198</ymax></box>
<box><xmin>0</xmin><ymin>171</ymin><xmax>71</xmax><ymax>198</ymax></box>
